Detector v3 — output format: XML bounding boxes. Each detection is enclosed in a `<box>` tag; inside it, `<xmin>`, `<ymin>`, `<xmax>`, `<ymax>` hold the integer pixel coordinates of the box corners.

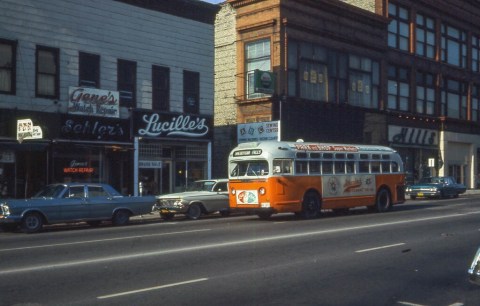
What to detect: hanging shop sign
<box><xmin>237</xmin><ymin>121</ymin><xmax>280</xmax><ymax>143</ymax></box>
<box><xmin>133</xmin><ymin>110</ymin><xmax>212</xmax><ymax>140</ymax></box>
<box><xmin>17</xmin><ymin>119</ymin><xmax>43</xmax><ymax>142</ymax></box>
<box><xmin>68</xmin><ymin>86</ymin><xmax>120</xmax><ymax>118</ymax></box>
<box><xmin>388</xmin><ymin>125</ymin><xmax>438</xmax><ymax>147</ymax></box>
<box><xmin>254</xmin><ymin>69</ymin><xmax>275</xmax><ymax>94</ymax></box>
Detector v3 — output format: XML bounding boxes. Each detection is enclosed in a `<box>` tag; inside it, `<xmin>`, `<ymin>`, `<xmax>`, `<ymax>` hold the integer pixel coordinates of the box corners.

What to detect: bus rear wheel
<box><xmin>375</xmin><ymin>188</ymin><xmax>392</xmax><ymax>212</ymax></box>
<box><xmin>301</xmin><ymin>191</ymin><xmax>321</xmax><ymax>219</ymax></box>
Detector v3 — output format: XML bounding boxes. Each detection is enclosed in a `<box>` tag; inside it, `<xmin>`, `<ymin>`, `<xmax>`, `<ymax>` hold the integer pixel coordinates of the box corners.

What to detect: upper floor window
<box><xmin>348</xmin><ymin>55</ymin><xmax>379</xmax><ymax>109</ymax></box>
<box><xmin>472</xmin><ymin>35</ymin><xmax>480</xmax><ymax>73</ymax></box>
<box><xmin>472</xmin><ymin>84</ymin><xmax>480</xmax><ymax>122</ymax></box>
<box><xmin>298</xmin><ymin>43</ymin><xmax>328</xmax><ymax>102</ymax></box>
<box><xmin>441</xmin><ymin>23</ymin><xmax>467</xmax><ymax>68</ymax></box>
<box><xmin>415</xmin><ymin>71</ymin><xmax>435</xmax><ymax>115</ymax></box>
<box><xmin>387</xmin><ymin>65</ymin><xmax>409</xmax><ymax>111</ymax></box>
<box><xmin>117</xmin><ymin>59</ymin><xmax>136</xmax><ymax>107</ymax></box>
<box><xmin>152</xmin><ymin>65</ymin><xmax>170</xmax><ymax>111</ymax></box>
<box><xmin>183</xmin><ymin>70</ymin><xmax>199</xmax><ymax>114</ymax></box>
<box><xmin>36</xmin><ymin>45</ymin><xmax>59</xmax><ymax>99</ymax></box>
<box><xmin>0</xmin><ymin>39</ymin><xmax>16</xmax><ymax>94</ymax></box>
<box><xmin>388</xmin><ymin>3</ymin><xmax>410</xmax><ymax>51</ymax></box>
<box><xmin>441</xmin><ymin>78</ymin><xmax>467</xmax><ymax>119</ymax></box>
<box><xmin>79</xmin><ymin>52</ymin><xmax>100</xmax><ymax>88</ymax></box>
<box><xmin>415</xmin><ymin>13</ymin><xmax>435</xmax><ymax>59</ymax></box>
<box><xmin>245</xmin><ymin>39</ymin><xmax>271</xmax><ymax>99</ymax></box>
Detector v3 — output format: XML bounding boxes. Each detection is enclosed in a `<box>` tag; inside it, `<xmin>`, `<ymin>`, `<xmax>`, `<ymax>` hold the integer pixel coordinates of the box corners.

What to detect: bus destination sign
<box><xmin>233</xmin><ymin>149</ymin><xmax>262</xmax><ymax>157</ymax></box>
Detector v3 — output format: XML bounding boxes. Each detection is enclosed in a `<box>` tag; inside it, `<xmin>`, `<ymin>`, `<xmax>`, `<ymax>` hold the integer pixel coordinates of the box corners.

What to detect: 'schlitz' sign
<box><xmin>68</xmin><ymin>87</ymin><xmax>119</xmax><ymax>118</ymax></box>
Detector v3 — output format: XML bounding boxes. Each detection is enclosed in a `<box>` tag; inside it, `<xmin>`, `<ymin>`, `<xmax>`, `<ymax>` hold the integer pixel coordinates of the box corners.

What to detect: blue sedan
<box><xmin>405</xmin><ymin>176</ymin><xmax>467</xmax><ymax>200</ymax></box>
<box><xmin>0</xmin><ymin>183</ymin><xmax>156</xmax><ymax>233</ymax></box>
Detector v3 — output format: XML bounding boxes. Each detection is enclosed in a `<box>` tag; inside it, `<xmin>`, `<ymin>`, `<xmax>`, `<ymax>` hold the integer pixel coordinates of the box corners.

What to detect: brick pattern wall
<box><xmin>340</xmin><ymin>0</ymin><xmax>376</xmax><ymax>12</ymax></box>
<box><xmin>213</xmin><ymin>4</ymin><xmax>238</xmax><ymax>178</ymax></box>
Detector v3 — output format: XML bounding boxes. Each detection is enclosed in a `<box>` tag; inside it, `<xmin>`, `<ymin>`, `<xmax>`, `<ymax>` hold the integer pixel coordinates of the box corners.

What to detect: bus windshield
<box><xmin>230</xmin><ymin>160</ymin><xmax>269</xmax><ymax>177</ymax></box>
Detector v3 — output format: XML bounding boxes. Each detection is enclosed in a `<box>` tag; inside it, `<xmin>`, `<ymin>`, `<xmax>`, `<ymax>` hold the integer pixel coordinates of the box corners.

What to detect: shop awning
<box><xmin>0</xmin><ymin>141</ymin><xmax>50</xmax><ymax>152</ymax></box>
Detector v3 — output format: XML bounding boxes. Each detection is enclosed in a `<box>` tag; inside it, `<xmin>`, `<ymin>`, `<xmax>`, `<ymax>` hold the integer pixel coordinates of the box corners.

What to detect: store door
<box><xmin>139</xmin><ymin>161</ymin><xmax>171</xmax><ymax>195</ymax></box>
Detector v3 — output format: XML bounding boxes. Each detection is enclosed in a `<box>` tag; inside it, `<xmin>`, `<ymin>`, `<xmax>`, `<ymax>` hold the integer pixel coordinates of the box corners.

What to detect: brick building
<box><xmin>213</xmin><ymin>0</ymin><xmax>480</xmax><ymax>189</ymax></box>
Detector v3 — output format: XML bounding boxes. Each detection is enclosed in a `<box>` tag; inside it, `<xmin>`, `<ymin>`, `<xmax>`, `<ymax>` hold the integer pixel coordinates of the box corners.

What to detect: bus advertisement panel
<box><xmin>228</xmin><ymin>141</ymin><xmax>405</xmax><ymax>219</ymax></box>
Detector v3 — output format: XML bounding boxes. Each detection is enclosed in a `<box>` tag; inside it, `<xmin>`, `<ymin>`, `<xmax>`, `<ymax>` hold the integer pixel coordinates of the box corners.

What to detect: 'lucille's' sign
<box><xmin>68</xmin><ymin>87</ymin><xmax>120</xmax><ymax>118</ymax></box>
<box><xmin>134</xmin><ymin>111</ymin><xmax>212</xmax><ymax>139</ymax></box>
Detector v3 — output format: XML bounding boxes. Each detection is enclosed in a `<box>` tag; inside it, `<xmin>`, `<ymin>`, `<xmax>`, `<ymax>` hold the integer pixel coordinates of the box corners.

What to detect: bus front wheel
<box><xmin>375</xmin><ymin>188</ymin><xmax>392</xmax><ymax>212</ymax></box>
<box><xmin>301</xmin><ymin>191</ymin><xmax>321</xmax><ymax>219</ymax></box>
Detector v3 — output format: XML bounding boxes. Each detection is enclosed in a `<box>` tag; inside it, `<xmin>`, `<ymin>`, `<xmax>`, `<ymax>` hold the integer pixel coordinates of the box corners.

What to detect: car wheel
<box><xmin>410</xmin><ymin>195</ymin><xmax>416</xmax><ymax>200</ymax></box>
<box><xmin>301</xmin><ymin>191</ymin><xmax>321</xmax><ymax>219</ymax></box>
<box><xmin>375</xmin><ymin>188</ymin><xmax>391</xmax><ymax>212</ymax></box>
<box><xmin>112</xmin><ymin>210</ymin><xmax>131</xmax><ymax>226</ymax></box>
<box><xmin>160</xmin><ymin>212</ymin><xmax>175</xmax><ymax>220</ymax></box>
<box><xmin>22</xmin><ymin>212</ymin><xmax>44</xmax><ymax>233</ymax></box>
<box><xmin>186</xmin><ymin>203</ymin><xmax>202</xmax><ymax>220</ymax></box>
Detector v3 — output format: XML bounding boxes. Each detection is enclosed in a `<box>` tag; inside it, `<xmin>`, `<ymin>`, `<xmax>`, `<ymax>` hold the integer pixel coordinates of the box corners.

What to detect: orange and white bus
<box><xmin>228</xmin><ymin>140</ymin><xmax>405</xmax><ymax>219</ymax></box>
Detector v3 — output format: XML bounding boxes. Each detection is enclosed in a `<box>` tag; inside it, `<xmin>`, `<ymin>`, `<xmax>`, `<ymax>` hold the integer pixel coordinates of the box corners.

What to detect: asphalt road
<box><xmin>1</xmin><ymin>196</ymin><xmax>480</xmax><ymax>306</ymax></box>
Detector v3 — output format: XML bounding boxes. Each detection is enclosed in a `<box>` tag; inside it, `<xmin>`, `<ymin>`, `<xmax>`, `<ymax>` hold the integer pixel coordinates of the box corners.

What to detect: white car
<box><xmin>154</xmin><ymin>179</ymin><xmax>229</xmax><ymax>220</ymax></box>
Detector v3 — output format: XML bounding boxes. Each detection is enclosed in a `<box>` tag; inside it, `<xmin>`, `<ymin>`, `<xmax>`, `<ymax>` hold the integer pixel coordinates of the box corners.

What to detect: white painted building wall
<box><xmin>0</xmin><ymin>0</ymin><xmax>215</xmax><ymax>117</ymax></box>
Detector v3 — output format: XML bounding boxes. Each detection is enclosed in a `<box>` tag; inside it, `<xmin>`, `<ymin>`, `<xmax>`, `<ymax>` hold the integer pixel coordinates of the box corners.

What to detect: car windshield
<box><xmin>230</xmin><ymin>161</ymin><xmax>269</xmax><ymax>177</ymax></box>
<box><xmin>33</xmin><ymin>184</ymin><xmax>65</xmax><ymax>198</ymax></box>
<box><xmin>186</xmin><ymin>181</ymin><xmax>216</xmax><ymax>192</ymax></box>
<box><xmin>419</xmin><ymin>177</ymin><xmax>433</xmax><ymax>183</ymax></box>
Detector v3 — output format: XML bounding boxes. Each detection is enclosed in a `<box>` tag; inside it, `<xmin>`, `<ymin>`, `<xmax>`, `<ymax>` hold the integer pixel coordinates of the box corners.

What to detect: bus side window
<box><xmin>391</xmin><ymin>161</ymin><xmax>399</xmax><ymax>172</ymax></box>
<box><xmin>273</xmin><ymin>159</ymin><xmax>293</xmax><ymax>174</ymax></box>
<box><xmin>322</xmin><ymin>161</ymin><xmax>333</xmax><ymax>174</ymax></box>
<box><xmin>346</xmin><ymin>161</ymin><xmax>355</xmax><ymax>174</ymax></box>
<box><xmin>296</xmin><ymin>161</ymin><xmax>308</xmax><ymax>174</ymax></box>
<box><xmin>310</xmin><ymin>160</ymin><xmax>321</xmax><ymax>174</ymax></box>
<box><xmin>359</xmin><ymin>161</ymin><xmax>369</xmax><ymax>173</ymax></box>
<box><xmin>334</xmin><ymin>161</ymin><xmax>345</xmax><ymax>174</ymax></box>
<box><xmin>381</xmin><ymin>161</ymin><xmax>390</xmax><ymax>173</ymax></box>
<box><xmin>371</xmin><ymin>161</ymin><xmax>381</xmax><ymax>173</ymax></box>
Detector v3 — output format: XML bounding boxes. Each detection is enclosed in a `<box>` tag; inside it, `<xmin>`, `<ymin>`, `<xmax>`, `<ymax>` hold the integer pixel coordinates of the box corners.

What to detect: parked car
<box><xmin>0</xmin><ymin>183</ymin><xmax>156</xmax><ymax>233</ymax></box>
<box><xmin>405</xmin><ymin>176</ymin><xmax>467</xmax><ymax>200</ymax></box>
<box><xmin>154</xmin><ymin>179</ymin><xmax>229</xmax><ymax>220</ymax></box>
<box><xmin>468</xmin><ymin>247</ymin><xmax>480</xmax><ymax>285</ymax></box>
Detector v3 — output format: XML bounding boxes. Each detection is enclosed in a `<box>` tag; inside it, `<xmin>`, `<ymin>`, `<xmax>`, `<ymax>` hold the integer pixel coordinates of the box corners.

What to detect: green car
<box><xmin>405</xmin><ymin>176</ymin><xmax>467</xmax><ymax>200</ymax></box>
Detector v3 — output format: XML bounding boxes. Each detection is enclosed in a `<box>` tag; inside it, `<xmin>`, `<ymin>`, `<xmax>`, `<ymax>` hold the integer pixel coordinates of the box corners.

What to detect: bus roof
<box><xmin>231</xmin><ymin>141</ymin><xmax>397</xmax><ymax>155</ymax></box>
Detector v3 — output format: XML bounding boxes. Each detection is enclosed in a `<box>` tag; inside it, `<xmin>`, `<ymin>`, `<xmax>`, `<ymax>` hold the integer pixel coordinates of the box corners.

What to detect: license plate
<box><xmin>417</xmin><ymin>192</ymin><xmax>424</xmax><ymax>197</ymax></box>
<box><xmin>160</xmin><ymin>209</ymin><xmax>170</xmax><ymax>214</ymax></box>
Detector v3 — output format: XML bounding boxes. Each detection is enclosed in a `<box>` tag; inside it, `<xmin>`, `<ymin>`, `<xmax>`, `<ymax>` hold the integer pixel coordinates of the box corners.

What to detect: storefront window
<box><xmin>53</xmin><ymin>145</ymin><xmax>102</xmax><ymax>183</ymax></box>
<box><xmin>174</xmin><ymin>161</ymin><xmax>207</xmax><ymax>192</ymax></box>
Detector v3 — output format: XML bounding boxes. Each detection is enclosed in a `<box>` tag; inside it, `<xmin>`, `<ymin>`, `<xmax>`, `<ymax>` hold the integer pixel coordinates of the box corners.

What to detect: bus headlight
<box><xmin>259</xmin><ymin>187</ymin><xmax>266</xmax><ymax>195</ymax></box>
<box><xmin>231</xmin><ymin>188</ymin><xmax>236</xmax><ymax>195</ymax></box>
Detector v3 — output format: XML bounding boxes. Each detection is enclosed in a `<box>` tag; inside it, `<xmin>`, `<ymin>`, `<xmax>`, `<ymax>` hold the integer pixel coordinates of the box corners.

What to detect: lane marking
<box><xmin>0</xmin><ymin>229</ymin><xmax>211</xmax><ymax>252</ymax></box>
<box><xmin>97</xmin><ymin>278</ymin><xmax>208</xmax><ymax>299</ymax></box>
<box><xmin>2</xmin><ymin>210</ymin><xmax>480</xmax><ymax>275</ymax></box>
<box><xmin>397</xmin><ymin>302</ymin><xmax>427</xmax><ymax>306</ymax></box>
<box><xmin>355</xmin><ymin>243</ymin><xmax>405</xmax><ymax>253</ymax></box>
